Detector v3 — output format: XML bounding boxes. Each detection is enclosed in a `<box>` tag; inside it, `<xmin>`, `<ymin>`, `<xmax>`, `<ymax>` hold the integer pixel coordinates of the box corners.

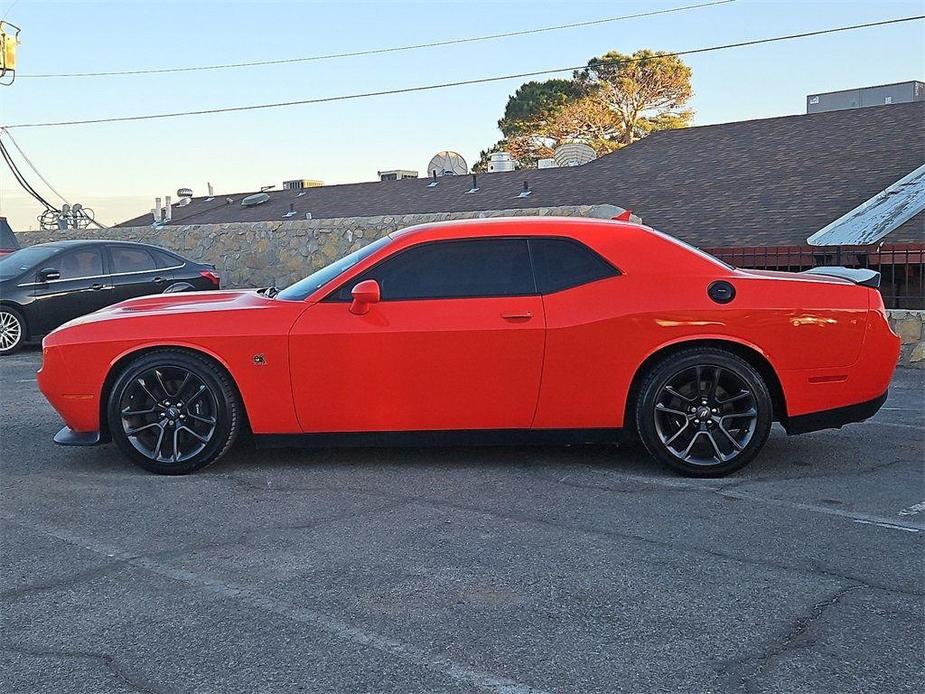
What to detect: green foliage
<box><xmin>479</xmin><ymin>49</ymin><xmax>694</xmax><ymax>167</ymax></box>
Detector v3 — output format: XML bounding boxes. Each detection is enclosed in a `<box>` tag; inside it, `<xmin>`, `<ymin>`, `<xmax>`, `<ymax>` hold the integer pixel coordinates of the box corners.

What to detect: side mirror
<box><xmin>39</xmin><ymin>268</ymin><xmax>61</xmax><ymax>282</ymax></box>
<box><xmin>349</xmin><ymin>279</ymin><xmax>380</xmax><ymax>315</ymax></box>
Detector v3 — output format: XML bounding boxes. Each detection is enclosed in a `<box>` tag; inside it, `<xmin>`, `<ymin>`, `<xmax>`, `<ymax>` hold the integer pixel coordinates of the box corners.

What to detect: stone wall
<box><xmin>887</xmin><ymin>310</ymin><xmax>924</xmax><ymax>368</ymax></box>
<box><xmin>15</xmin><ymin>208</ymin><xmax>924</xmax><ymax>368</ymax></box>
<box><xmin>15</xmin><ymin>205</ymin><xmax>605</xmax><ymax>289</ymax></box>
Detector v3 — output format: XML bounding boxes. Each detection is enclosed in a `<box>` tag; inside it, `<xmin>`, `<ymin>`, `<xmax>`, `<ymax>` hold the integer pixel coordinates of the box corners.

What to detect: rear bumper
<box><xmin>53</xmin><ymin>427</ymin><xmax>103</xmax><ymax>446</ymax></box>
<box><xmin>783</xmin><ymin>390</ymin><xmax>888</xmax><ymax>435</ymax></box>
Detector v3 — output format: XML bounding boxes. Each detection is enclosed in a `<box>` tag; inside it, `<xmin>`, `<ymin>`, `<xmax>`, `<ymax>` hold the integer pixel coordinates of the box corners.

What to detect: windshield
<box><xmin>0</xmin><ymin>246</ymin><xmax>62</xmax><ymax>281</ymax></box>
<box><xmin>277</xmin><ymin>236</ymin><xmax>393</xmax><ymax>301</ymax></box>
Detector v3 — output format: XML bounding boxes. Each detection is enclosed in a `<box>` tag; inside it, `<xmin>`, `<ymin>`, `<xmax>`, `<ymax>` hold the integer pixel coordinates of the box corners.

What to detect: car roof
<box><xmin>388</xmin><ymin>216</ymin><xmax>645</xmax><ymax>241</ymax></box>
<box><xmin>25</xmin><ymin>239</ymin><xmax>181</xmax><ymax>253</ymax></box>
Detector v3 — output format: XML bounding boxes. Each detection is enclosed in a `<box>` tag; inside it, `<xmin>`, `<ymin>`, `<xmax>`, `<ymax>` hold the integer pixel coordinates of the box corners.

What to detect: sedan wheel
<box><xmin>0</xmin><ymin>308</ymin><xmax>25</xmax><ymax>355</ymax></box>
<box><xmin>636</xmin><ymin>348</ymin><xmax>772</xmax><ymax>477</ymax></box>
<box><xmin>108</xmin><ymin>350</ymin><xmax>242</xmax><ymax>474</ymax></box>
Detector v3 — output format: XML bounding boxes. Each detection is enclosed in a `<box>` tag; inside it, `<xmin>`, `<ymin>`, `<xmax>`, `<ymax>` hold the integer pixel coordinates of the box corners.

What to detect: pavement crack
<box><xmin>2</xmin><ymin>644</ymin><xmax>164</xmax><ymax>694</ymax></box>
<box><xmin>715</xmin><ymin>584</ymin><xmax>865</xmax><ymax>693</ymax></box>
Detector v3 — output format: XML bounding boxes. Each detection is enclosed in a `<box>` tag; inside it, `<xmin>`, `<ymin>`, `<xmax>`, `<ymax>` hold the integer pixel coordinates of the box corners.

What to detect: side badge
<box><xmin>252</xmin><ymin>353</ymin><xmax>267</xmax><ymax>366</ymax></box>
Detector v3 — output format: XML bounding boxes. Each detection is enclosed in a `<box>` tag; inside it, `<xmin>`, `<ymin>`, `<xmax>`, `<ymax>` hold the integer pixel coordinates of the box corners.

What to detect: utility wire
<box><xmin>0</xmin><ymin>128</ymin><xmax>69</xmax><ymax>204</ymax></box>
<box><xmin>20</xmin><ymin>0</ymin><xmax>735</xmax><ymax>78</ymax></box>
<box><xmin>6</xmin><ymin>15</ymin><xmax>923</xmax><ymax>130</ymax></box>
<box><xmin>0</xmin><ymin>131</ymin><xmax>109</xmax><ymax>227</ymax></box>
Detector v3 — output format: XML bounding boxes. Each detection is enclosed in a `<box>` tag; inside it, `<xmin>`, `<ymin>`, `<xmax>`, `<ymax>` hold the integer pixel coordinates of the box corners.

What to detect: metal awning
<box><xmin>807</xmin><ymin>163</ymin><xmax>925</xmax><ymax>246</ymax></box>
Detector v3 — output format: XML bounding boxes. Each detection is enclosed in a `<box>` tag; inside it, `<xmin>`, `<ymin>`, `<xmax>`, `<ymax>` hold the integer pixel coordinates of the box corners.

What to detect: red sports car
<box><xmin>37</xmin><ymin>217</ymin><xmax>900</xmax><ymax>476</ymax></box>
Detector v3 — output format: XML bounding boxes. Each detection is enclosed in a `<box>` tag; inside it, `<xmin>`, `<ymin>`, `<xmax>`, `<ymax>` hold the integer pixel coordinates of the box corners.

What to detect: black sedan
<box><xmin>0</xmin><ymin>240</ymin><xmax>220</xmax><ymax>354</ymax></box>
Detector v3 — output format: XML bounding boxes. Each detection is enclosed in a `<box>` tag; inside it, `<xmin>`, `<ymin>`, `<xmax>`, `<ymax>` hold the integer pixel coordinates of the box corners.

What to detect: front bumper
<box><xmin>53</xmin><ymin>427</ymin><xmax>103</xmax><ymax>446</ymax></box>
<box><xmin>783</xmin><ymin>390</ymin><xmax>888</xmax><ymax>435</ymax></box>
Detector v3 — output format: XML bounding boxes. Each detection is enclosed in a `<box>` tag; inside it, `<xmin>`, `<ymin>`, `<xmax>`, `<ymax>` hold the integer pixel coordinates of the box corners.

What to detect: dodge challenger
<box><xmin>36</xmin><ymin>217</ymin><xmax>900</xmax><ymax>476</ymax></box>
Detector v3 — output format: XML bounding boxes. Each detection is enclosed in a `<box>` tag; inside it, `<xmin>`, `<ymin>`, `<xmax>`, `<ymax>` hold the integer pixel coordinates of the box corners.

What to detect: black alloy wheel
<box><xmin>636</xmin><ymin>348</ymin><xmax>773</xmax><ymax>477</ymax></box>
<box><xmin>108</xmin><ymin>350</ymin><xmax>242</xmax><ymax>474</ymax></box>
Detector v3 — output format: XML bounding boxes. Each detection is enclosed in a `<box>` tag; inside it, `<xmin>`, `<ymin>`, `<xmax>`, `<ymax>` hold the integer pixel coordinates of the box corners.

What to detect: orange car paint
<box><xmin>37</xmin><ymin>218</ymin><xmax>899</xmax><ymax>437</ymax></box>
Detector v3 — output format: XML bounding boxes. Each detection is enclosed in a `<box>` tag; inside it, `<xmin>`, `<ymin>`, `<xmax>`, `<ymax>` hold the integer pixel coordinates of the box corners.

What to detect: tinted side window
<box><xmin>152</xmin><ymin>249</ymin><xmax>183</xmax><ymax>268</ymax></box>
<box><xmin>57</xmin><ymin>248</ymin><xmax>104</xmax><ymax>280</ymax></box>
<box><xmin>337</xmin><ymin>239</ymin><xmax>534</xmax><ymax>301</ymax></box>
<box><xmin>529</xmin><ymin>238</ymin><xmax>618</xmax><ymax>293</ymax></box>
<box><xmin>111</xmin><ymin>247</ymin><xmax>157</xmax><ymax>273</ymax></box>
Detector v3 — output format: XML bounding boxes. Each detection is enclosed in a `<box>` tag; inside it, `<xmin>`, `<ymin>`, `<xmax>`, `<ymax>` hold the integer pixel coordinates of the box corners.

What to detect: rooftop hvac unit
<box><xmin>378</xmin><ymin>169</ymin><xmax>418</xmax><ymax>181</ymax></box>
<box><xmin>283</xmin><ymin>179</ymin><xmax>323</xmax><ymax>190</ymax></box>
<box><xmin>537</xmin><ymin>158</ymin><xmax>556</xmax><ymax>169</ymax></box>
<box><xmin>487</xmin><ymin>152</ymin><xmax>515</xmax><ymax>173</ymax></box>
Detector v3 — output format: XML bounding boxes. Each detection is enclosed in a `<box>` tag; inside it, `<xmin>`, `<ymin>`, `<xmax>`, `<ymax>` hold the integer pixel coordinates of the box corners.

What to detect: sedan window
<box><xmin>0</xmin><ymin>246</ymin><xmax>61</xmax><ymax>280</ymax></box>
<box><xmin>111</xmin><ymin>247</ymin><xmax>157</xmax><ymax>274</ymax></box>
<box><xmin>58</xmin><ymin>248</ymin><xmax>104</xmax><ymax>280</ymax></box>
<box><xmin>338</xmin><ymin>239</ymin><xmax>535</xmax><ymax>301</ymax></box>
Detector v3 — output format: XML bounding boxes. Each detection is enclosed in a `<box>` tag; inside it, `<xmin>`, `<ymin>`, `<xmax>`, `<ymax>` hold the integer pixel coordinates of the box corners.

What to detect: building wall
<box><xmin>16</xmin><ymin>205</ymin><xmax>603</xmax><ymax>289</ymax></box>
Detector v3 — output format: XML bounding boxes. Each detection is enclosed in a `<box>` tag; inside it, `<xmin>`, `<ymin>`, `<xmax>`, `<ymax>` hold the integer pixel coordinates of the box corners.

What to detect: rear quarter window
<box><xmin>529</xmin><ymin>238</ymin><xmax>619</xmax><ymax>293</ymax></box>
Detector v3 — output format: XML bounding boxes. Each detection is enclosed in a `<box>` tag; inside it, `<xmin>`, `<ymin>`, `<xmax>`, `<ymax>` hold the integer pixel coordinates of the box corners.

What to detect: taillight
<box><xmin>200</xmin><ymin>270</ymin><xmax>220</xmax><ymax>288</ymax></box>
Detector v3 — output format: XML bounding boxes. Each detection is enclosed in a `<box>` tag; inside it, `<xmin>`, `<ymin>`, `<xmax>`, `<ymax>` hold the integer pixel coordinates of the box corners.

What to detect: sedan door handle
<box><xmin>89</xmin><ymin>283</ymin><xmax>106</xmax><ymax>291</ymax></box>
<box><xmin>501</xmin><ymin>311</ymin><xmax>533</xmax><ymax>321</ymax></box>
<box><xmin>152</xmin><ymin>276</ymin><xmax>165</xmax><ymax>284</ymax></box>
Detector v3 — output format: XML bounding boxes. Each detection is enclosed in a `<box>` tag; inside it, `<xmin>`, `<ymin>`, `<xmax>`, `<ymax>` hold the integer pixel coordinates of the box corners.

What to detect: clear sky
<box><xmin>0</xmin><ymin>0</ymin><xmax>923</xmax><ymax>230</ymax></box>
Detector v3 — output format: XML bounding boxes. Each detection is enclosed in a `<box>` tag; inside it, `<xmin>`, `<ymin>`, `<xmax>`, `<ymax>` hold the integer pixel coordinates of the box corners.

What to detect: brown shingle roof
<box><xmin>118</xmin><ymin>102</ymin><xmax>925</xmax><ymax>247</ymax></box>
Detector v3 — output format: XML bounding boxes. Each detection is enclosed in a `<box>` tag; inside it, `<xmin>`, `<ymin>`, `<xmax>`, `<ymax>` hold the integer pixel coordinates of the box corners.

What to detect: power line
<box><xmin>0</xmin><ymin>128</ymin><xmax>69</xmax><ymax>204</ymax></box>
<box><xmin>20</xmin><ymin>0</ymin><xmax>735</xmax><ymax>79</ymax></box>
<box><xmin>6</xmin><ymin>15</ymin><xmax>923</xmax><ymax>130</ymax></box>
<box><xmin>0</xmin><ymin>129</ymin><xmax>109</xmax><ymax>227</ymax></box>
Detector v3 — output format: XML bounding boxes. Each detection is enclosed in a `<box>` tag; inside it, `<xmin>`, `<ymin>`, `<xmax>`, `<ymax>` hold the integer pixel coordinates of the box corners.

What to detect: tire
<box><xmin>635</xmin><ymin>347</ymin><xmax>773</xmax><ymax>477</ymax></box>
<box><xmin>0</xmin><ymin>306</ymin><xmax>26</xmax><ymax>355</ymax></box>
<box><xmin>107</xmin><ymin>349</ymin><xmax>242</xmax><ymax>474</ymax></box>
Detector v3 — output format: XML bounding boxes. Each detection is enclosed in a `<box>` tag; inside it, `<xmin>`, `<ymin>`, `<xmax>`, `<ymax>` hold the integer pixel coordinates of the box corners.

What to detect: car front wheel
<box><xmin>636</xmin><ymin>348</ymin><xmax>773</xmax><ymax>477</ymax></box>
<box><xmin>0</xmin><ymin>307</ymin><xmax>25</xmax><ymax>355</ymax></box>
<box><xmin>107</xmin><ymin>350</ymin><xmax>242</xmax><ymax>474</ymax></box>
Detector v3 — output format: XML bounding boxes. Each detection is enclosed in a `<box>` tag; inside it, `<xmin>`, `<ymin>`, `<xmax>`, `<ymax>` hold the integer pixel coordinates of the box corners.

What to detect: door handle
<box><xmin>501</xmin><ymin>311</ymin><xmax>533</xmax><ymax>321</ymax></box>
<box><xmin>89</xmin><ymin>283</ymin><xmax>105</xmax><ymax>291</ymax></box>
<box><xmin>152</xmin><ymin>276</ymin><xmax>165</xmax><ymax>284</ymax></box>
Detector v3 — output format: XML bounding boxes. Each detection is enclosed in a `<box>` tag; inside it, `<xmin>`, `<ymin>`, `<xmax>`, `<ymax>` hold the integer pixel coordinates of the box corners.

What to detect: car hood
<box><xmin>59</xmin><ymin>289</ymin><xmax>277</xmax><ymax>328</ymax></box>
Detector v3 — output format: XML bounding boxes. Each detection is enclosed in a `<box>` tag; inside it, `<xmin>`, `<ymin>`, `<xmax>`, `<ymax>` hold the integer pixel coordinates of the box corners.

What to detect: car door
<box><xmin>29</xmin><ymin>245</ymin><xmax>113</xmax><ymax>335</ymax></box>
<box><xmin>289</xmin><ymin>237</ymin><xmax>546</xmax><ymax>433</ymax></box>
<box><xmin>108</xmin><ymin>245</ymin><xmax>171</xmax><ymax>302</ymax></box>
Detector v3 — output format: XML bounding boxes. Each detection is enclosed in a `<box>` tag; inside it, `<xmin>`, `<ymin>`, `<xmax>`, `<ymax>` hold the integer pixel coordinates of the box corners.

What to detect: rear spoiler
<box><xmin>802</xmin><ymin>266</ymin><xmax>881</xmax><ymax>289</ymax></box>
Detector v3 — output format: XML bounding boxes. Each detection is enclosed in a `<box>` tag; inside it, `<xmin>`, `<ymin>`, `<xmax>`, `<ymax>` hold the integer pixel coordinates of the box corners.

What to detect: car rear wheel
<box><xmin>636</xmin><ymin>348</ymin><xmax>772</xmax><ymax>477</ymax></box>
<box><xmin>107</xmin><ymin>350</ymin><xmax>242</xmax><ymax>474</ymax></box>
<box><xmin>0</xmin><ymin>307</ymin><xmax>25</xmax><ymax>355</ymax></box>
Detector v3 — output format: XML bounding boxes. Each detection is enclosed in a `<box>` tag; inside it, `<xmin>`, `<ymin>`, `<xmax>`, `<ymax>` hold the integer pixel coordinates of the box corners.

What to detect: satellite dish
<box><xmin>241</xmin><ymin>192</ymin><xmax>270</xmax><ymax>207</ymax></box>
<box><xmin>554</xmin><ymin>143</ymin><xmax>596</xmax><ymax>167</ymax></box>
<box><xmin>427</xmin><ymin>151</ymin><xmax>468</xmax><ymax>177</ymax></box>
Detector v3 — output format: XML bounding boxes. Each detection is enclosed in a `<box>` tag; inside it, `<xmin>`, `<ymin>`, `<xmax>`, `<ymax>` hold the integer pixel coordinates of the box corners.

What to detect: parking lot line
<box><xmin>1</xmin><ymin>511</ymin><xmax>551</xmax><ymax>694</ymax></box>
<box><xmin>578</xmin><ymin>471</ymin><xmax>925</xmax><ymax>533</ymax></box>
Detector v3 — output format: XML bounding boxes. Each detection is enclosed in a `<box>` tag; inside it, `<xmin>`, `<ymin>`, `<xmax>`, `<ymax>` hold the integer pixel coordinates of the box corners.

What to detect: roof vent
<box><xmin>554</xmin><ymin>143</ymin><xmax>596</xmax><ymax>167</ymax></box>
<box><xmin>517</xmin><ymin>180</ymin><xmax>532</xmax><ymax>198</ymax></box>
<box><xmin>465</xmin><ymin>173</ymin><xmax>479</xmax><ymax>194</ymax></box>
<box><xmin>283</xmin><ymin>203</ymin><xmax>297</xmax><ymax>218</ymax></box>
<box><xmin>241</xmin><ymin>192</ymin><xmax>270</xmax><ymax>207</ymax></box>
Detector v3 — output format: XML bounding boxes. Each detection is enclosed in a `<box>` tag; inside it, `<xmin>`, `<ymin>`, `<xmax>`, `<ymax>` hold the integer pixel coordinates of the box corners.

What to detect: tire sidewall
<box><xmin>636</xmin><ymin>350</ymin><xmax>773</xmax><ymax>477</ymax></box>
<box><xmin>107</xmin><ymin>351</ymin><xmax>237</xmax><ymax>474</ymax></box>
<box><xmin>0</xmin><ymin>306</ymin><xmax>26</xmax><ymax>355</ymax></box>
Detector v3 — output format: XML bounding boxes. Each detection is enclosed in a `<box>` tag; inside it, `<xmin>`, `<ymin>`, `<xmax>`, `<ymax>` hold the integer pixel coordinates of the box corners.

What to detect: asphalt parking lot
<box><xmin>1</xmin><ymin>347</ymin><xmax>922</xmax><ymax>693</ymax></box>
